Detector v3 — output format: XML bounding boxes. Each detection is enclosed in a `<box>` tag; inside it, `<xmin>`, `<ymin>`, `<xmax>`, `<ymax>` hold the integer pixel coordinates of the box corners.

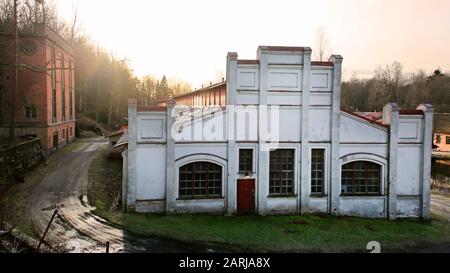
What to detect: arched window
<box><xmin>341</xmin><ymin>161</ymin><xmax>381</xmax><ymax>195</ymax></box>
<box><xmin>179</xmin><ymin>162</ymin><xmax>222</xmax><ymax>198</ymax></box>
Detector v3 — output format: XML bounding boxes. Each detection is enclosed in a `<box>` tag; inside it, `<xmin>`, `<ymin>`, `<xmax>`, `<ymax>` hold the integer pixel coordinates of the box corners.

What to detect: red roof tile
<box><xmin>237</xmin><ymin>59</ymin><xmax>260</xmax><ymax>64</ymax></box>
<box><xmin>399</xmin><ymin>109</ymin><xmax>424</xmax><ymax>115</ymax></box>
<box><xmin>341</xmin><ymin>109</ymin><xmax>389</xmax><ymax>129</ymax></box>
<box><xmin>311</xmin><ymin>61</ymin><xmax>334</xmax><ymax>67</ymax></box>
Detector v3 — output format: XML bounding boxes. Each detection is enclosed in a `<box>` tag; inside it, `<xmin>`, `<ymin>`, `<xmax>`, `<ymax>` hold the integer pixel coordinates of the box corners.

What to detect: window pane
<box><xmin>269</xmin><ymin>149</ymin><xmax>295</xmax><ymax>195</ymax></box>
<box><xmin>311</xmin><ymin>149</ymin><xmax>325</xmax><ymax>194</ymax></box>
<box><xmin>340</xmin><ymin>161</ymin><xmax>381</xmax><ymax>195</ymax></box>
<box><xmin>179</xmin><ymin>162</ymin><xmax>222</xmax><ymax>198</ymax></box>
<box><xmin>239</xmin><ymin>149</ymin><xmax>253</xmax><ymax>173</ymax></box>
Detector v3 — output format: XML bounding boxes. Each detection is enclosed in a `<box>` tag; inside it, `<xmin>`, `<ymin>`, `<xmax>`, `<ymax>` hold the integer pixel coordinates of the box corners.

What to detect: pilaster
<box><xmin>300</xmin><ymin>49</ymin><xmax>312</xmax><ymax>213</ymax></box>
<box><xmin>165</xmin><ymin>99</ymin><xmax>176</xmax><ymax>213</ymax></box>
<box><xmin>257</xmin><ymin>49</ymin><xmax>269</xmax><ymax>214</ymax></box>
<box><xmin>329</xmin><ymin>55</ymin><xmax>343</xmax><ymax>215</ymax></box>
<box><xmin>417</xmin><ymin>103</ymin><xmax>434</xmax><ymax>219</ymax></box>
<box><xmin>384</xmin><ymin>103</ymin><xmax>400</xmax><ymax>219</ymax></box>
<box><xmin>226</xmin><ymin>52</ymin><xmax>238</xmax><ymax>215</ymax></box>
<box><xmin>127</xmin><ymin>99</ymin><xmax>138</xmax><ymax>211</ymax></box>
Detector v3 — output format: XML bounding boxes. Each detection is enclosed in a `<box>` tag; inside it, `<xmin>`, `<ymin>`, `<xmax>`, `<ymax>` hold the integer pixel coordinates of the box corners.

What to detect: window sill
<box><xmin>267</xmin><ymin>195</ymin><xmax>297</xmax><ymax>198</ymax></box>
<box><xmin>177</xmin><ymin>197</ymin><xmax>225</xmax><ymax>201</ymax></box>
<box><xmin>340</xmin><ymin>194</ymin><xmax>384</xmax><ymax>197</ymax></box>
<box><xmin>310</xmin><ymin>194</ymin><xmax>327</xmax><ymax>198</ymax></box>
<box><xmin>237</xmin><ymin>171</ymin><xmax>255</xmax><ymax>175</ymax></box>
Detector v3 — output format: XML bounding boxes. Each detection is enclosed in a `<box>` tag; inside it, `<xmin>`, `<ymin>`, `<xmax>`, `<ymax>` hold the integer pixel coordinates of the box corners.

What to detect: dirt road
<box><xmin>431</xmin><ymin>193</ymin><xmax>450</xmax><ymax>221</ymax></box>
<box><xmin>30</xmin><ymin>138</ymin><xmax>195</xmax><ymax>253</ymax></box>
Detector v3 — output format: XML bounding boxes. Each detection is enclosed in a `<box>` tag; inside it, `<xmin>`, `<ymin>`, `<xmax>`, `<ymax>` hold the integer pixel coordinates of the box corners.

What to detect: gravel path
<box><xmin>29</xmin><ymin>138</ymin><xmax>195</xmax><ymax>253</ymax></box>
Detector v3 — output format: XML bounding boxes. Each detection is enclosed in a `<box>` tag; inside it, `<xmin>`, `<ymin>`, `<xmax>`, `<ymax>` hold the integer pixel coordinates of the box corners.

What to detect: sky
<box><xmin>57</xmin><ymin>0</ymin><xmax>450</xmax><ymax>88</ymax></box>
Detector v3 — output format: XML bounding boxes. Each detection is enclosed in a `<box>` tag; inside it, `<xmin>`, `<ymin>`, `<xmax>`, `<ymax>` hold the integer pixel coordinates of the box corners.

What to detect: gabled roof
<box><xmin>341</xmin><ymin>109</ymin><xmax>389</xmax><ymax>129</ymax></box>
<box><xmin>157</xmin><ymin>81</ymin><xmax>226</xmax><ymax>104</ymax></box>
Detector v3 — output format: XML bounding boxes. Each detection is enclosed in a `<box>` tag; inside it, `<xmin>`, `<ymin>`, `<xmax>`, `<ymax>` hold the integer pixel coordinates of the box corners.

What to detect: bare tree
<box><xmin>314</xmin><ymin>26</ymin><xmax>331</xmax><ymax>61</ymax></box>
<box><xmin>69</xmin><ymin>1</ymin><xmax>79</xmax><ymax>44</ymax></box>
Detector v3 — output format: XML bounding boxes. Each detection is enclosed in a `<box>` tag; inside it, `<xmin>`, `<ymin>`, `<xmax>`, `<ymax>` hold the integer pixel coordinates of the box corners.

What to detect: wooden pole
<box><xmin>36</xmin><ymin>209</ymin><xmax>58</xmax><ymax>251</ymax></box>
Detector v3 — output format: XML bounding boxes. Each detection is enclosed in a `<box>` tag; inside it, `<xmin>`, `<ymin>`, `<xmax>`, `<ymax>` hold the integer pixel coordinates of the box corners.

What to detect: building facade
<box><xmin>124</xmin><ymin>46</ymin><xmax>433</xmax><ymax>219</ymax></box>
<box><xmin>434</xmin><ymin>132</ymin><xmax>450</xmax><ymax>152</ymax></box>
<box><xmin>0</xmin><ymin>23</ymin><xmax>76</xmax><ymax>151</ymax></box>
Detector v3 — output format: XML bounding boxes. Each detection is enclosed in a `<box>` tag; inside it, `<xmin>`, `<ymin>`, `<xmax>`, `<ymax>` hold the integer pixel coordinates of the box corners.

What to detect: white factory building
<box><xmin>122</xmin><ymin>46</ymin><xmax>433</xmax><ymax>219</ymax></box>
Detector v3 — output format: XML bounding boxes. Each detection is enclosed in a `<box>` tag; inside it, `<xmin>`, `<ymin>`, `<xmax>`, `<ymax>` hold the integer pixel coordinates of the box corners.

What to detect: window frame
<box><xmin>176</xmin><ymin>158</ymin><xmax>225</xmax><ymax>200</ymax></box>
<box><xmin>310</xmin><ymin>148</ymin><xmax>326</xmax><ymax>196</ymax></box>
<box><xmin>68</xmin><ymin>60</ymin><xmax>73</xmax><ymax>119</ymax></box>
<box><xmin>60</xmin><ymin>53</ymin><xmax>66</xmax><ymax>121</ymax></box>
<box><xmin>25</xmin><ymin>105</ymin><xmax>36</xmax><ymax>118</ymax></box>
<box><xmin>340</xmin><ymin>160</ymin><xmax>382</xmax><ymax>196</ymax></box>
<box><xmin>269</xmin><ymin>148</ymin><xmax>296</xmax><ymax>197</ymax></box>
<box><xmin>238</xmin><ymin>148</ymin><xmax>254</xmax><ymax>174</ymax></box>
<box><xmin>51</xmin><ymin>47</ymin><xmax>57</xmax><ymax>123</ymax></box>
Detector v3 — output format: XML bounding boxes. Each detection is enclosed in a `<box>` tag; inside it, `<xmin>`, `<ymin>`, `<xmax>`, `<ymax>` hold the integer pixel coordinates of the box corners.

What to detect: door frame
<box><xmin>236</xmin><ymin>178</ymin><xmax>256</xmax><ymax>215</ymax></box>
<box><xmin>236</xmin><ymin>145</ymin><xmax>258</xmax><ymax>213</ymax></box>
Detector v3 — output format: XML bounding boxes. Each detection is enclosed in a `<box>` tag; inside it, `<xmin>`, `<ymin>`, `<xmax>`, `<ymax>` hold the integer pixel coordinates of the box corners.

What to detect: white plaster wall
<box><xmin>308</xmin><ymin>198</ymin><xmax>328</xmax><ymax>213</ymax></box>
<box><xmin>174</xmin><ymin>111</ymin><xmax>228</xmax><ymax>142</ymax></box>
<box><xmin>267</xmin><ymin>92</ymin><xmax>302</xmax><ymax>105</ymax></box>
<box><xmin>396</xmin><ymin>198</ymin><xmax>420</xmax><ymax>218</ymax></box>
<box><xmin>265</xmin><ymin>197</ymin><xmax>297</xmax><ymax>214</ymax></box>
<box><xmin>311</xmin><ymin>69</ymin><xmax>332</xmax><ymax>92</ymax></box>
<box><xmin>175</xmin><ymin>199</ymin><xmax>226</xmax><ymax>213</ymax></box>
<box><xmin>136</xmin><ymin>146</ymin><xmax>166</xmax><ymax>200</ymax></box>
<box><xmin>397</xmin><ymin>145</ymin><xmax>422</xmax><ymax>195</ymax></box>
<box><xmin>267</xmin><ymin>66</ymin><xmax>302</xmax><ymax>91</ymax></box>
<box><xmin>310</xmin><ymin>93</ymin><xmax>332</xmax><ymax>106</ymax></box>
<box><xmin>236</xmin><ymin>91</ymin><xmax>259</xmax><ymax>105</ymax></box>
<box><xmin>399</xmin><ymin>116</ymin><xmax>423</xmax><ymax>143</ymax></box>
<box><xmin>339</xmin><ymin>197</ymin><xmax>386</xmax><ymax>218</ymax></box>
<box><xmin>237</xmin><ymin>66</ymin><xmax>259</xmax><ymax>90</ymax></box>
<box><xmin>262</xmin><ymin>52</ymin><xmax>303</xmax><ymax>65</ymax></box>
<box><xmin>136</xmin><ymin>200</ymin><xmax>165</xmax><ymax>213</ymax></box>
<box><xmin>309</xmin><ymin>107</ymin><xmax>331</xmax><ymax>141</ymax></box>
<box><xmin>278</xmin><ymin>107</ymin><xmax>301</xmax><ymax>141</ymax></box>
<box><xmin>340</xmin><ymin>114</ymin><xmax>388</xmax><ymax>143</ymax></box>
<box><xmin>175</xmin><ymin>143</ymin><xmax>228</xmax><ymax>161</ymax></box>
<box><xmin>136</xmin><ymin>112</ymin><xmax>166</xmax><ymax>143</ymax></box>
<box><xmin>339</xmin><ymin>144</ymin><xmax>388</xmax><ymax>159</ymax></box>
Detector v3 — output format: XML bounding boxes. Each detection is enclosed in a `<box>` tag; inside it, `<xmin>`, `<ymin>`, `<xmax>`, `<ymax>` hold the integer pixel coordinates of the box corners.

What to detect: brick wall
<box><xmin>0</xmin><ymin>25</ymin><xmax>76</xmax><ymax>151</ymax></box>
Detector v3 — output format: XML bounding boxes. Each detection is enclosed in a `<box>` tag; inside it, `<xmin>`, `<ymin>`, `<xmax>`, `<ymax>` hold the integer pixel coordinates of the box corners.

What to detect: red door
<box><xmin>237</xmin><ymin>179</ymin><xmax>255</xmax><ymax>214</ymax></box>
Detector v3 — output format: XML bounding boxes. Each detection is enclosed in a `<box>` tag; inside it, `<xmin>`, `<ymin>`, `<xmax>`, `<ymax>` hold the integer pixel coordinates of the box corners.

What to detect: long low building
<box><xmin>123</xmin><ymin>45</ymin><xmax>433</xmax><ymax>219</ymax></box>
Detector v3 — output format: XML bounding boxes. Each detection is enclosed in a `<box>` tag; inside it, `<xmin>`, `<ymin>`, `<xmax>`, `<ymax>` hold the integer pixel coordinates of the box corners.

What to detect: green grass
<box><xmin>101</xmin><ymin>213</ymin><xmax>448</xmax><ymax>252</ymax></box>
<box><xmin>87</xmin><ymin>148</ymin><xmax>450</xmax><ymax>253</ymax></box>
<box><xmin>87</xmin><ymin>146</ymin><xmax>122</xmax><ymax>215</ymax></box>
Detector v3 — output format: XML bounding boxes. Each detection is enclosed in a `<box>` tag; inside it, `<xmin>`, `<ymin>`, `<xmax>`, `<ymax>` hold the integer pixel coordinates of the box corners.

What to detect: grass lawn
<box><xmin>88</xmin><ymin>148</ymin><xmax>450</xmax><ymax>253</ymax></box>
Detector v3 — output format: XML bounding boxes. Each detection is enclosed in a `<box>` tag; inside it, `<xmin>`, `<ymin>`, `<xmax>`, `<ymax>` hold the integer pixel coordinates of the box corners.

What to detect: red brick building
<box><xmin>0</xmin><ymin>23</ymin><xmax>75</xmax><ymax>151</ymax></box>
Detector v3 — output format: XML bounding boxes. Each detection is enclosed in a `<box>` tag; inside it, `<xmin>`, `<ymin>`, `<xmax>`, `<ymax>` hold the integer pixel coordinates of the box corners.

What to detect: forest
<box><xmin>0</xmin><ymin>0</ymin><xmax>449</xmax><ymax>132</ymax></box>
<box><xmin>0</xmin><ymin>0</ymin><xmax>191</xmax><ymax>130</ymax></box>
